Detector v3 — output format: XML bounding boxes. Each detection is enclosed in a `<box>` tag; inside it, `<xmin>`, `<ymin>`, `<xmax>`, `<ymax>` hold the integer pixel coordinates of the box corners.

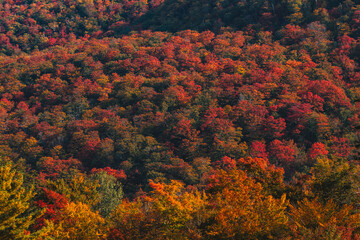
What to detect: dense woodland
<box><xmin>0</xmin><ymin>0</ymin><xmax>360</xmax><ymax>239</ymax></box>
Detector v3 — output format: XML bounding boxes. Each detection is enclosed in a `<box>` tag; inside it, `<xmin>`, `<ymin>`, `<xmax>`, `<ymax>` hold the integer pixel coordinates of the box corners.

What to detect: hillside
<box><xmin>0</xmin><ymin>0</ymin><xmax>360</xmax><ymax>239</ymax></box>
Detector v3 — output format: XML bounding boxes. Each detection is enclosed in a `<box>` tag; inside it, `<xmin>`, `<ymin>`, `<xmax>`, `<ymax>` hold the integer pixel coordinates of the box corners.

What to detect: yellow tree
<box><xmin>109</xmin><ymin>199</ymin><xmax>147</xmax><ymax>240</ymax></box>
<box><xmin>50</xmin><ymin>202</ymin><xmax>108</xmax><ymax>240</ymax></box>
<box><xmin>47</xmin><ymin>173</ymin><xmax>100</xmax><ymax>208</ymax></box>
<box><xmin>0</xmin><ymin>164</ymin><xmax>50</xmax><ymax>239</ymax></box>
<box><xmin>289</xmin><ymin>198</ymin><xmax>360</xmax><ymax>237</ymax></box>
<box><xmin>110</xmin><ymin>180</ymin><xmax>207</xmax><ymax>240</ymax></box>
<box><xmin>304</xmin><ymin>156</ymin><xmax>360</xmax><ymax>205</ymax></box>
<box><xmin>144</xmin><ymin>180</ymin><xmax>207</xmax><ymax>239</ymax></box>
<box><xmin>205</xmin><ymin>168</ymin><xmax>288</xmax><ymax>239</ymax></box>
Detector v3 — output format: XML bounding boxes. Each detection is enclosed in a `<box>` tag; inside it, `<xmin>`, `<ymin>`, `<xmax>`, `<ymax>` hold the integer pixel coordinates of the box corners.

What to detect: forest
<box><xmin>0</xmin><ymin>0</ymin><xmax>360</xmax><ymax>239</ymax></box>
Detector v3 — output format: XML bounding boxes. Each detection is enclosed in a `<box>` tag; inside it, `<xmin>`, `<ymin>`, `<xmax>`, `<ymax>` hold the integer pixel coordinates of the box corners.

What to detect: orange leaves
<box><xmin>0</xmin><ymin>27</ymin><xmax>357</xmax><ymax>181</ymax></box>
<box><xmin>110</xmin><ymin>180</ymin><xmax>207</xmax><ymax>239</ymax></box>
<box><xmin>0</xmin><ymin>7</ymin><xmax>359</xmax><ymax>239</ymax></box>
<box><xmin>206</xmin><ymin>167</ymin><xmax>288</xmax><ymax>239</ymax></box>
<box><xmin>305</xmin><ymin>80</ymin><xmax>351</xmax><ymax>109</ymax></box>
<box><xmin>37</xmin><ymin>157</ymin><xmax>82</xmax><ymax>180</ymax></box>
<box><xmin>280</xmin><ymin>24</ymin><xmax>306</xmax><ymax>44</ymax></box>
<box><xmin>50</xmin><ymin>202</ymin><xmax>107</xmax><ymax>240</ymax></box>
<box><xmin>211</xmin><ymin>156</ymin><xmax>285</xmax><ymax>196</ymax></box>
<box><xmin>164</xmin><ymin>85</ymin><xmax>191</xmax><ymax>105</ymax></box>
<box><xmin>289</xmin><ymin>198</ymin><xmax>360</xmax><ymax>234</ymax></box>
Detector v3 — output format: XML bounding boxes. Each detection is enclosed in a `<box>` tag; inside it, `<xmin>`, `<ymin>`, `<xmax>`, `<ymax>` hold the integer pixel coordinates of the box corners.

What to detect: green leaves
<box><xmin>92</xmin><ymin>171</ymin><xmax>123</xmax><ymax>217</ymax></box>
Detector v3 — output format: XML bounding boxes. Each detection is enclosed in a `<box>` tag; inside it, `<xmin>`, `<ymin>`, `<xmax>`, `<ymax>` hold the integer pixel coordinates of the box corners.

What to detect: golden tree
<box><xmin>205</xmin><ymin>168</ymin><xmax>288</xmax><ymax>239</ymax></box>
<box><xmin>289</xmin><ymin>198</ymin><xmax>360</xmax><ymax>233</ymax></box>
<box><xmin>50</xmin><ymin>202</ymin><xmax>107</xmax><ymax>240</ymax></box>
<box><xmin>0</xmin><ymin>164</ymin><xmax>50</xmax><ymax>239</ymax></box>
<box><xmin>110</xmin><ymin>180</ymin><xmax>207</xmax><ymax>240</ymax></box>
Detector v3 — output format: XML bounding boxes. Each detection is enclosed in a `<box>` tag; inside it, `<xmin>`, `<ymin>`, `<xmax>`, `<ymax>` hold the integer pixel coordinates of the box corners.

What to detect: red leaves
<box><xmin>308</xmin><ymin>142</ymin><xmax>328</xmax><ymax>161</ymax></box>
<box><xmin>73</xmin><ymin>77</ymin><xmax>110</xmax><ymax>101</ymax></box>
<box><xmin>328</xmin><ymin>137</ymin><xmax>353</xmax><ymax>159</ymax></box>
<box><xmin>0</xmin><ymin>17</ymin><xmax>358</xmax><ymax>220</ymax></box>
<box><xmin>305</xmin><ymin>80</ymin><xmax>351</xmax><ymax>108</ymax></box>
<box><xmin>213</xmin><ymin>156</ymin><xmax>237</xmax><ymax>170</ymax></box>
<box><xmin>91</xmin><ymin>167</ymin><xmax>126</xmax><ymax>180</ymax></box>
<box><xmin>172</xmin><ymin>119</ymin><xmax>193</xmax><ymax>139</ymax></box>
<box><xmin>301</xmin><ymin>93</ymin><xmax>324</xmax><ymax>112</ymax></box>
<box><xmin>262</xmin><ymin>116</ymin><xmax>286</xmax><ymax>138</ymax></box>
<box><xmin>269</xmin><ymin>140</ymin><xmax>296</xmax><ymax>166</ymax></box>
<box><xmin>68</xmin><ymin>120</ymin><xmax>98</xmax><ymax>132</ymax></box>
<box><xmin>132</xmin><ymin>55</ymin><xmax>161</xmax><ymax>76</ymax></box>
<box><xmin>287</xmin><ymin>103</ymin><xmax>313</xmax><ymax>122</ymax></box>
<box><xmin>80</xmin><ymin>139</ymin><xmax>101</xmax><ymax>159</ymax></box>
<box><xmin>37</xmin><ymin>157</ymin><xmax>82</xmax><ymax>180</ymax></box>
<box><xmin>164</xmin><ymin>85</ymin><xmax>191</xmax><ymax>105</ymax></box>
<box><xmin>337</xmin><ymin>35</ymin><xmax>355</xmax><ymax>55</ymax></box>
<box><xmin>33</xmin><ymin>122</ymin><xmax>63</xmax><ymax>143</ymax></box>
<box><xmin>279</xmin><ymin>24</ymin><xmax>306</xmax><ymax>44</ymax></box>
<box><xmin>250</xmin><ymin>141</ymin><xmax>269</xmax><ymax>160</ymax></box>
<box><xmin>201</xmin><ymin>107</ymin><xmax>233</xmax><ymax>133</ymax></box>
<box><xmin>34</xmin><ymin>189</ymin><xmax>68</xmax><ymax>229</ymax></box>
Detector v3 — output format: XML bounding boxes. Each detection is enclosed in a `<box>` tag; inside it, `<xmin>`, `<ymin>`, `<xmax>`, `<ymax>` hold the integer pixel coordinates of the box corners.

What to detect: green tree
<box><xmin>92</xmin><ymin>171</ymin><xmax>123</xmax><ymax>217</ymax></box>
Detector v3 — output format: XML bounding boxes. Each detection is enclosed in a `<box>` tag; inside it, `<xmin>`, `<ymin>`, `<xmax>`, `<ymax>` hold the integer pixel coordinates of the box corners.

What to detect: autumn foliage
<box><xmin>0</xmin><ymin>0</ymin><xmax>359</xmax><ymax>238</ymax></box>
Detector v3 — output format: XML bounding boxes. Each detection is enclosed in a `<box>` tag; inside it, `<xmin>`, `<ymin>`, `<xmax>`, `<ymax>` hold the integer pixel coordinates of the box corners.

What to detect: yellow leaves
<box><xmin>0</xmin><ymin>164</ymin><xmax>48</xmax><ymax>239</ymax></box>
<box><xmin>96</xmin><ymin>75</ymin><xmax>109</xmax><ymax>86</ymax></box>
<box><xmin>206</xmin><ymin>168</ymin><xmax>289</xmax><ymax>239</ymax></box>
<box><xmin>287</xmin><ymin>12</ymin><xmax>304</xmax><ymax>24</ymax></box>
<box><xmin>23</xmin><ymin>137</ymin><xmax>38</xmax><ymax>149</ymax></box>
<box><xmin>192</xmin><ymin>157</ymin><xmax>211</xmax><ymax>176</ymax></box>
<box><xmin>50</xmin><ymin>202</ymin><xmax>107</xmax><ymax>240</ymax></box>
<box><xmin>304</xmin><ymin>156</ymin><xmax>360</xmax><ymax>205</ymax></box>
<box><xmin>279</xmin><ymin>91</ymin><xmax>300</xmax><ymax>104</ymax></box>
<box><xmin>233</xmin><ymin>63</ymin><xmax>246</xmax><ymax>76</ymax></box>
<box><xmin>289</xmin><ymin>198</ymin><xmax>360</xmax><ymax>232</ymax></box>
<box><xmin>48</xmin><ymin>174</ymin><xmax>100</xmax><ymax>207</ymax></box>
<box><xmin>286</xmin><ymin>59</ymin><xmax>302</xmax><ymax>68</ymax></box>
<box><xmin>223</xmin><ymin>105</ymin><xmax>232</xmax><ymax>114</ymax></box>
<box><xmin>256</xmin><ymin>82</ymin><xmax>279</xmax><ymax>99</ymax></box>
<box><xmin>20</xmin><ymin>136</ymin><xmax>43</xmax><ymax>160</ymax></box>
<box><xmin>0</xmin><ymin>165</ymin><xmax>31</xmax><ymax>205</ymax></box>
<box><xmin>311</xmin><ymin>156</ymin><xmax>332</xmax><ymax>176</ymax></box>
<box><xmin>147</xmin><ymin>180</ymin><xmax>207</xmax><ymax>231</ymax></box>
<box><xmin>110</xmin><ymin>180</ymin><xmax>207</xmax><ymax>239</ymax></box>
<box><xmin>77</xmin><ymin>0</ymin><xmax>94</xmax><ymax>5</ymax></box>
<box><xmin>260</xmin><ymin>194</ymin><xmax>288</xmax><ymax>226</ymax></box>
